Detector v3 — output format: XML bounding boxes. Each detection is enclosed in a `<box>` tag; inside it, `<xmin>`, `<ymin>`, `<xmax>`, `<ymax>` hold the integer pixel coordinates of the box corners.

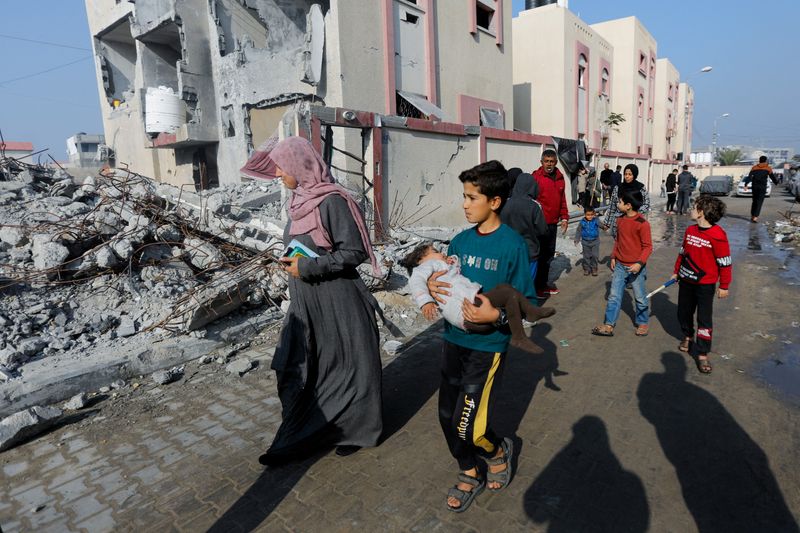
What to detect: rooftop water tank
<box><xmin>145</xmin><ymin>86</ymin><xmax>186</xmax><ymax>134</ymax></box>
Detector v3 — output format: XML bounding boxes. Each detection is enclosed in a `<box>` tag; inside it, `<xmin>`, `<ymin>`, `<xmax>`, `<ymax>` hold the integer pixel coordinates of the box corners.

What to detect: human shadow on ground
<box><xmin>548</xmin><ymin>255</ymin><xmax>573</xmax><ymax>285</ymax></box>
<box><xmin>638</xmin><ymin>353</ymin><xmax>799</xmax><ymax>533</ymax></box>
<box><xmin>495</xmin><ymin>322</ymin><xmax>563</xmax><ymax>426</ymax></box>
<box><xmin>207</xmin><ymin>321</ymin><xmax>443</xmax><ymax>532</ymax></box>
<box><xmin>524</xmin><ymin>416</ymin><xmax>649</xmax><ymax>532</ymax></box>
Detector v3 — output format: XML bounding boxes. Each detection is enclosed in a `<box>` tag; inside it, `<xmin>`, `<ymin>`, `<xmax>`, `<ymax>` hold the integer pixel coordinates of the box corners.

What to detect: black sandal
<box><xmin>446</xmin><ymin>472</ymin><xmax>485</xmax><ymax>513</ymax></box>
<box><xmin>486</xmin><ymin>437</ymin><xmax>514</xmax><ymax>492</ymax></box>
<box><xmin>695</xmin><ymin>354</ymin><xmax>712</xmax><ymax>374</ymax></box>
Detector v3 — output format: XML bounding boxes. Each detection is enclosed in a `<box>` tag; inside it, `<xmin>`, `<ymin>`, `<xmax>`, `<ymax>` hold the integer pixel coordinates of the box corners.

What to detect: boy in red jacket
<box><xmin>671</xmin><ymin>194</ymin><xmax>732</xmax><ymax>374</ymax></box>
<box><xmin>591</xmin><ymin>190</ymin><xmax>652</xmax><ymax>337</ymax></box>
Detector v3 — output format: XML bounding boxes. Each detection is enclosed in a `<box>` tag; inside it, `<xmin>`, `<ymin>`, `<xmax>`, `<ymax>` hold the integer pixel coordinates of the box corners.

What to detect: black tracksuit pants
<box><xmin>751</xmin><ymin>186</ymin><xmax>767</xmax><ymax>218</ymax></box>
<box><xmin>439</xmin><ymin>341</ymin><xmax>505</xmax><ymax>471</ymax></box>
<box><xmin>677</xmin><ymin>281</ymin><xmax>716</xmax><ymax>355</ymax></box>
<box><xmin>535</xmin><ymin>223</ymin><xmax>558</xmax><ymax>291</ymax></box>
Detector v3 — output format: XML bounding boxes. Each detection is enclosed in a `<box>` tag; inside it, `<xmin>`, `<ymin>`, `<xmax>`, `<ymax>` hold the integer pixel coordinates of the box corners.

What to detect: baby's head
<box><xmin>400</xmin><ymin>242</ymin><xmax>446</xmax><ymax>275</ymax></box>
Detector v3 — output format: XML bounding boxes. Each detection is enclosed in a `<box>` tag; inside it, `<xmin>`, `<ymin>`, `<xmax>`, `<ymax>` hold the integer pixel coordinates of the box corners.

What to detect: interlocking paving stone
<box><xmin>0</xmin><ymin>203</ymin><xmax>799</xmax><ymax>532</ymax></box>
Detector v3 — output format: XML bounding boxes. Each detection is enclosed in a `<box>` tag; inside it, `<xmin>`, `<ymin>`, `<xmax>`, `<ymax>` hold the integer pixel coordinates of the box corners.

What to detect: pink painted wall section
<box><xmin>574</xmin><ymin>41</ymin><xmax>590</xmax><ymax>138</ymax></box>
<box><xmin>469</xmin><ymin>0</ymin><xmax>477</xmax><ymax>34</ymax></box>
<box><xmin>495</xmin><ymin>0</ymin><xmax>504</xmax><ymax>46</ymax></box>
<box><xmin>381</xmin><ymin>0</ymin><xmax>396</xmax><ymax>115</ymax></box>
<box><xmin>458</xmin><ymin>94</ymin><xmax>504</xmax><ymax>126</ymax></box>
<box><xmin>421</xmin><ymin>0</ymin><xmax>438</xmax><ymax>105</ymax></box>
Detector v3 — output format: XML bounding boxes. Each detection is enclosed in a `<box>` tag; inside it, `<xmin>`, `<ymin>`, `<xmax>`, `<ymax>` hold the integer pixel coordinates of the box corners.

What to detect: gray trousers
<box><xmin>581</xmin><ymin>238</ymin><xmax>599</xmax><ymax>272</ymax></box>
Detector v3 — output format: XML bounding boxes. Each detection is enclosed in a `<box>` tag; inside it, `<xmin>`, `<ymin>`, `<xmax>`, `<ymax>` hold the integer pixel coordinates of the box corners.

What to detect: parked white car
<box><xmin>736</xmin><ymin>176</ymin><xmax>772</xmax><ymax>197</ymax></box>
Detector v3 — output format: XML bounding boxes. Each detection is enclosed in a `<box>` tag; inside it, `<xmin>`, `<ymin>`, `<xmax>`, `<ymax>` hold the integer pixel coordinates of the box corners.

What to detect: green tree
<box><xmin>601</xmin><ymin>112</ymin><xmax>626</xmax><ymax>150</ymax></box>
<box><xmin>717</xmin><ymin>148</ymin><xmax>743</xmax><ymax>166</ymax></box>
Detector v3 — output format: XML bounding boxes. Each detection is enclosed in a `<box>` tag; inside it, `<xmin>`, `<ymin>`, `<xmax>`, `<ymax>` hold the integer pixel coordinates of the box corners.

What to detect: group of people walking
<box><xmin>246</xmin><ymin>137</ymin><xmax>735</xmax><ymax>513</ymax></box>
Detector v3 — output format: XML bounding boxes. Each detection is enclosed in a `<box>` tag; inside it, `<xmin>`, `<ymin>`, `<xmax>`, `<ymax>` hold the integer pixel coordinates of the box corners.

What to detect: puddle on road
<box><xmin>650</xmin><ymin>209</ymin><xmax>800</xmax><ymax>402</ymax></box>
<box><xmin>754</xmin><ymin>341</ymin><xmax>800</xmax><ymax>405</ymax></box>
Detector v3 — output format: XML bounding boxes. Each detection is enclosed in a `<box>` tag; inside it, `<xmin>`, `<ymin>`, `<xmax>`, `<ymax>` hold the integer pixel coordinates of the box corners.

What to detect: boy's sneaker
<box><xmin>545</xmin><ymin>285</ymin><xmax>560</xmax><ymax>295</ymax></box>
<box><xmin>536</xmin><ymin>290</ymin><xmax>550</xmax><ymax>300</ymax></box>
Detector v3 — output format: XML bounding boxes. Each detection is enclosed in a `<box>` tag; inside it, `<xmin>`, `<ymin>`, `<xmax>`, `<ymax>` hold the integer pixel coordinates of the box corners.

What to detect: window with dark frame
<box><xmin>476</xmin><ymin>1</ymin><xmax>494</xmax><ymax>32</ymax></box>
<box><xmin>638</xmin><ymin>53</ymin><xmax>647</xmax><ymax>76</ymax></box>
<box><xmin>578</xmin><ymin>54</ymin><xmax>587</xmax><ymax>88</ymax></box>
<box><xmin>601</xmin><ymin>68</ymin><xmax>609</xmax><ymax>95</ymax></box>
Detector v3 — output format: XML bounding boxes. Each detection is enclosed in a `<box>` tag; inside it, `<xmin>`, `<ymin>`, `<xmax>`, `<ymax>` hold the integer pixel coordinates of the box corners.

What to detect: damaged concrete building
<box><xmin>85</xmin><ymin>0</ymin><xmax>514</xmax><ymax>193</ymax></box>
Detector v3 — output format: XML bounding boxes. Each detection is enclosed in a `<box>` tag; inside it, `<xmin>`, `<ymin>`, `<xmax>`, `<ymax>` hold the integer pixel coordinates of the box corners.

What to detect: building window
<box><xmin>601</xmin><ymin>68</ymin><xmax>609</xmax><ymax>95</ymax></box>
<box><xmin>638</xmin><ymin>52</ymin><xmax>647</xmax><ymax>76</ymax></box>
<box><xmin>476</xmin><ymin>0</ymin><xmax>495</xmax><ymax>32</ymax></box>
<box><xmin>638</xmin><ymin>94</ymin><xmax>644</xmax><ymax>118</ymax></box>
<box><xmin>577</xmin><ymin>54</ymin><xmax>587</xmax><ymax>88</ymax></box>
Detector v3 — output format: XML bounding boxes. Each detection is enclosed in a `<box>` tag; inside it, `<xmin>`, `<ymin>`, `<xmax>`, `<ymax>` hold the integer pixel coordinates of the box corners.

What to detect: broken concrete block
<box><xmin>0</xmin><ymin>406</ymin><xmax>62</xmax><ymax>453</ymax></box>
<box><xmin>165</xmin><ymin>275</ymin><xmax>254</xmax><ymax>331</ymax></box>
<box><xmin>152</xmin><ymin>366</ymin><xmax>183</xmax><ymax>385</ymax></box>
<box><xmin>0</xmin><ymin>227</ymin><xmax>26</xmax><ymax>247</ymax></box>
<box><xmin>111</xmin><ymin>238</ymin><xmax>134</xmax><ymax>262</ymax></box>
<box><xmin>184</xmin><ymin>238</ymin><xmax>224</xmax><ymax>270</ymax></box>
<box><xmin>116</xmin><ymin>316</ymin><xmax>137</xmax><ymax>337</ymax></box>
<box><xmin>382</xmin><ymin>340</ymin><xmax>403</xmax><ymax>355</ymax></box>
<box><xmin>155</xmin><ymin>224</ymin><xmax>182</xmax><ymax>243</ymax></box>
<box><xmin>96</xmin><ymin>246</ymin><xmax>119</xmax><ymax>269</ymax></box>
<box><xmin>226</xmin><ymin>358</ymin><xmax>254</xmax><ymax>376</ymax></box>
<box><xmin>31</xmin><ymin>238</ymin><xmax>69</xmax><ymax>271</ymax></box>
<box><xmin>110</xmin><ymin>379</ymin><xmax>125</xmax><ymax>389</ymax></box>
<box><xmin>0</xmin><ymin>367</ymin><xmax>15</xmax><ymax>382</ymax></box>
<box><xmin>63</xmin><ymin>393</ymin><xmax>88</xmax><ymax>411</ymax></box>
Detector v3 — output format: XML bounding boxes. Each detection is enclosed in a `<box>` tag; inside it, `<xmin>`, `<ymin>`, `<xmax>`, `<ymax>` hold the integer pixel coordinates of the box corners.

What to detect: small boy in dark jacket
<box><xmin>500</xmin><ymin>172</ymin><xmax>547</xmax><ymax>284</ymax></box>
<box><xmin>574</xmin><ymin>207</ymin><xmax>600</xmax><ymax>276</ymax></box>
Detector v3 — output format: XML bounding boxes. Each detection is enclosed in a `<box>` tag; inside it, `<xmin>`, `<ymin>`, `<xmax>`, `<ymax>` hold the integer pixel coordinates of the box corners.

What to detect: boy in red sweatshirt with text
<box><xmin>671</xmin><ymin>194</ymin><xmax>732</xmax><ymax>374</ymax></box>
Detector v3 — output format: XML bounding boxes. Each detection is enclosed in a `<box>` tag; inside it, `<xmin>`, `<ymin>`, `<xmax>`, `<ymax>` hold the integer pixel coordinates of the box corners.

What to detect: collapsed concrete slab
<box><xmin>0</xmin><ymin>405</ymin><xmax>62</xmax><ymax>453</ymax></box>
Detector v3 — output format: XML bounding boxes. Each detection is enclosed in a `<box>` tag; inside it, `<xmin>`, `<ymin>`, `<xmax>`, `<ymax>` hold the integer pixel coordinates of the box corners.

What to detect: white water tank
<box><xmin>145</xmin><ymin>86</ymin><xmax>186</xmax><ymax>134</ymax></box>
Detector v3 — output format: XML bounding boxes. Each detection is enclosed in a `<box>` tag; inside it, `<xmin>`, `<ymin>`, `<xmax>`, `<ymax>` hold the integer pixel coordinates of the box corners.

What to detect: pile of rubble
<box><xmin>770</xmin><ymin>212</ymin><xmax>800</xmax><ymax>245</ymax></box>
<box><xmin>0</xmin><ymin>155</ymin><xmax>415</xmax><ymax>384</ymax></box>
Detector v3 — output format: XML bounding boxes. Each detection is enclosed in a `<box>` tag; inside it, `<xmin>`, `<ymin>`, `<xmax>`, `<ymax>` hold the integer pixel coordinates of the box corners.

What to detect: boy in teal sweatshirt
<box><xmin>426</xmin><ymin>160</ymin><xmax>537</xmax><ymax>512</ymax></box>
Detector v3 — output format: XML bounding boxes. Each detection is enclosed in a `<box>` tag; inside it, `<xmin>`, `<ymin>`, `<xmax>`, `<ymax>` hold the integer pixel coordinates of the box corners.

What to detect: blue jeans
<box><xmin>604</xmin><ymin>263</ymin><xmax>649</xmax><ymax>326</ymax></box>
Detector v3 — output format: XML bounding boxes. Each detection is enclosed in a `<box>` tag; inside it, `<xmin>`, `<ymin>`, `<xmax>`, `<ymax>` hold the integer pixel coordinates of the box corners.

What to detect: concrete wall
<box><xmin>437</xmin><ymin>1</ymin><xmax>514</xmax><ymax>126</ymax></box>
<box><xmin>513</xmin><ymin>5</ymin><xmax>612</xmax><ymax>151</ymax></box>
<box><xmin>675</xmin><ymin>82</ymin><xmax>694</xmax><ymax>162</ymax></box>
<box><xmin>653</xmin><ymin>58</ymin><xmax>680</xmax><ymax>161</ymax></box>
<box><xmin>513</xmin><ymin>6</ymin><xmax>565</xmax><ymax>135</ymax></box>
<box><xmin>591</xmin><ymin>17</ymin><xmax>657</xmax><ymax>156</ymax></box>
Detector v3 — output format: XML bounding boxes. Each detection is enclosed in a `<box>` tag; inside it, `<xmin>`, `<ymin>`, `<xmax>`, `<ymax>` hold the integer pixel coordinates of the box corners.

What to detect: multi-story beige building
<box><xmin>653</xmin><ymin>58</ymin><xmax>680</xmax><ymax>161</ymax></box>
<box><xmin>590</xmin><ymin>16</ymin><xmax>658</xmax><ymax>157</ymax></box>
<box><xmin>512</xmin><ymin>3</ymin><xmax>614</xmax><ymax>152</ymax></box>
<box><xmin>84</xmin><ymin>0</ymin><xmax>514</xmax><ymax>188</ymax></box>
<box><xmin>675</xmin><ymin>82</ymin><xmax>695</xmax><ymax>162</ymax></box>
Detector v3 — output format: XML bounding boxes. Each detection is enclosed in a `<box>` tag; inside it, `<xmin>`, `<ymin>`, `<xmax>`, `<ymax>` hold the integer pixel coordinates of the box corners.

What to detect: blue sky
<box><xmin>1</xmin><ymin>1</ymin><xmax>798</xmax><ymax>160</ymax></box>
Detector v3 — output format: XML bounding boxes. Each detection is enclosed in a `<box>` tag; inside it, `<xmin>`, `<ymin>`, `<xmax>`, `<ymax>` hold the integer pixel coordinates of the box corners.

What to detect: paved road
<box><xmin>2</xmin><ymin>194</ymin><xmax>799</xmax><ymax>532</ymax></box>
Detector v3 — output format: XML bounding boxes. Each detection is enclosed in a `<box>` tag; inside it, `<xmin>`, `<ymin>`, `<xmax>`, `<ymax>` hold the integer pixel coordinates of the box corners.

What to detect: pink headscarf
<box><xmin>269</xmin><ymin>137</ymin><xmax>381</xmax><ymax>275</ymax></box>
<box><xmin>240</xmin><ymin>133</ymin><xmax>279</xmax><ymax>181</ymax></box>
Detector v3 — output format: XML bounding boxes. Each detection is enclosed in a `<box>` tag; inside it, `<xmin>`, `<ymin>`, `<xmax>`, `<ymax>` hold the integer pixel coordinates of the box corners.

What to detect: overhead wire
<box><xmin>0</xmin><ymin>56</ymin><xmax>93</xmax><ymax>86</ymax></box>
<box><xmin>0</xmin><ymin>33</ymin><xmax>92</xmax><ymax>52</ymax></box>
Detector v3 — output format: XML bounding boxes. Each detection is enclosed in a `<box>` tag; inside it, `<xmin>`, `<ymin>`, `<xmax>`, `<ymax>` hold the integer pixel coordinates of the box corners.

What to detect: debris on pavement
<box><xmin>63</xmin><ymin>392</ymin><xmax>89</xmax><ymax>411</ymax></box>
<box><xmin>0</xmin><ymin>405</ymin><xmax>62</xmax><ymax>452</ymax></box>
<box><xmin>152</xmin><ymin>366</ymin><xmax>184</xmax><ymax>385</ymax></box>
<box><xmin>225</xmin><ymin>358</ymin><xmax>254</xmax><ymax>376</ymax></box>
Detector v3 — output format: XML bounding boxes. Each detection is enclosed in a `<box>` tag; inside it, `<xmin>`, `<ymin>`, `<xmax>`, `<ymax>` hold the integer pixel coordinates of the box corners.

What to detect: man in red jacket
<box><xmin>532</xmin><ymin>149</ymin><xmax>569</xmax><ymax>298</ymax></box>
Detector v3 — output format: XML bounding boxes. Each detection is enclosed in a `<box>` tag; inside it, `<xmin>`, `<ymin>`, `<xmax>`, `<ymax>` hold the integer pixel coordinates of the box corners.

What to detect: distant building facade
<box><xmin>66</xmin><ymin>133</ymin><xmax>108</xmax><ymax>168</ymax></box>
<box><xmin>0</xmin><ymin>141</ymin><xmax>34</xmax><ymax>160</ymax></box>
<box><xmin>84</xmin><ymin>0</ymin><xmax>514</xmax><ymax>188</ymax></box>
<box><xmin>512</xmin><ymin>4</ymin><xmax>614</xmax><ymax>152</ymax></box>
